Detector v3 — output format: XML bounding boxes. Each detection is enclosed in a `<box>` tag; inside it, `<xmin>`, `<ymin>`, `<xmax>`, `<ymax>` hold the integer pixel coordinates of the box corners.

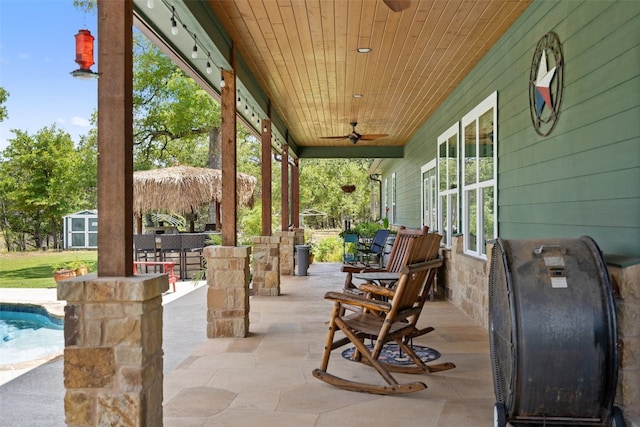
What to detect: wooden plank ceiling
<box><xmin>208</xmin><ymin>0</ymin><xmax>530</xmax><ymax>149</ymax></box>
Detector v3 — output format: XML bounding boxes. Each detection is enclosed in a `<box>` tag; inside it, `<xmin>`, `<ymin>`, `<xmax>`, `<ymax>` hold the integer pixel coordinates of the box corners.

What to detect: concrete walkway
<box><xmin>0</xmin><ymin>263</ymin><xmax>494</xmax><ymax>426</ymax></box>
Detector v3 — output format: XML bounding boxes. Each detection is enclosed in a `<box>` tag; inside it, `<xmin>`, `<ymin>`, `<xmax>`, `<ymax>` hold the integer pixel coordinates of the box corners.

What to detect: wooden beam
<box><xmin>97</xmin><ymin>0</ymin><xmax>133</xmax><ymax>277</ymax></box>
<box><xmin>261</xmin><ymin>120</ymin><xmax>272</xmax><ymax>236</ymax></box>
<box><xmin>292</xmin><ymin>159</ymin><xmax>300</xmax><ymax>228</ymax></box>
<box><xmin>281</xmin><ymin>145</ymin><xmax>289</xmax><ymax>231</ymax></box>
<box><xmin>221</xmin><ymin>69</ymin><xmax>237</xmax><ymax>246</ymax></box>
<box><xmin>296</xmin><ymin>145</ymin><xmax>404</xmax><ymax>159</ymax></box>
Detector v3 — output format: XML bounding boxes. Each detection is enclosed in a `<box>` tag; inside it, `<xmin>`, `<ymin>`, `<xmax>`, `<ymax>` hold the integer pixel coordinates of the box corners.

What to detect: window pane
<box><xmin>448</xmin><ymin>135</ymin><xmax>458</xmax><ymax>189</ymax></box>
<box><xmin>89</xmin><ymin>233</ymin><xmax>98</xmax><ymax>247</ymax></box>
<box><xmin>467</xmin><ymin>189</ymin><xmax>477</xmax><ymax>252</ymax></box>
<box><xmin>440</xmin><ymin>195</ymin><xmax>448</xmax><ymax>246</ymax></box>
<box><xmin>430</xmin><ymin>175</ymin><xmax>437</xmax><ymax>230</ymax></box>
<box><xmin>451</xmin><ymin>193</ymin><xmax>458</xmax><ymax>236</ymax></box>
<box><xmin>71</xmin><ymin>218</ymin><xmax>85</xmax><ymax>231</ymax></box>
<box><xmin>479</xmin><ymin>109</ymin><xmax>494</xmax><ymax>182</ymax></box>
<box><xmin>72</xmin><ymin>233</ymin><xmax>86</xmax><ymax>247</ymax></box>
<box><xmin>483</xmin><ymin>186</ymin><xmax>494</xmax><ymax>255</ymax></box>
<box><xmin>439</xmin><ymin>156</ymin><xmax>447</xmax><ymax>192</ymax></box>
<box><xmin>464</xmin><ymin>122</ymin><xmax>477</xmax><ymax>186</ymax></box>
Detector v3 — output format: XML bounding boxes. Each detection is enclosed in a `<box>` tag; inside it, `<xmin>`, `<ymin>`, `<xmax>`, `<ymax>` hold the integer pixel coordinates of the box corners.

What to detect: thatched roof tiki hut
<box><xmin>133</xmin><ymin>166</ymin><xmax>257</xmax><ymax>233</ymax></box>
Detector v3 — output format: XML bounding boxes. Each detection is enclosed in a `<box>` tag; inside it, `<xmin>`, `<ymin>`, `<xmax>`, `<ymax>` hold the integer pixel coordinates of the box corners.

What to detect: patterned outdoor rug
<box><xmin>341</xmin><ymin>343</ymin><xmax>441</xmax><ymax>365</ymax></box>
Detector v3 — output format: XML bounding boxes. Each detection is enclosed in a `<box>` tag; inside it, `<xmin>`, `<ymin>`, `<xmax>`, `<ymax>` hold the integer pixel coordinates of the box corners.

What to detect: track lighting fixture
<box><xmin>170</xmin><ymin>8</ymin><xmax>179</xmax><ymax>35</ymax></box>
<box><xmin>191</xmin><ymin>39</ymin><xmax>198</xmax><ymax>59</ymax></box>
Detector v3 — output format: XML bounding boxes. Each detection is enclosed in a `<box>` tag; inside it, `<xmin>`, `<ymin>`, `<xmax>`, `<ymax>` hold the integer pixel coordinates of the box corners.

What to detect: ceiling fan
<box><xmin>383</xmin><ymin>0</ymin><xmax>412</xmax><ymax>12</ymax></box>
<box><xmin>320</xmin><ymin>122</ymin><xmax>388</xmax><ymax>144</ymax></box>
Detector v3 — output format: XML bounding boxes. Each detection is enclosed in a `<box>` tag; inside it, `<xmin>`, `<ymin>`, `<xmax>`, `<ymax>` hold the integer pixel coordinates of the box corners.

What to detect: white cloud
<box><xmin>71</xmin><ymin>116</ymin><xmax>90</xmax><ymax>128</ymax></box>
<box><xmin>18</xmin><ymin>53</ymin><xmax>29</xmax><ymax>60</ymax></box>
<box><xmin>57</xmin><ymin>118</ymin><xmax>66</xmax><ymax>125</ymax></box>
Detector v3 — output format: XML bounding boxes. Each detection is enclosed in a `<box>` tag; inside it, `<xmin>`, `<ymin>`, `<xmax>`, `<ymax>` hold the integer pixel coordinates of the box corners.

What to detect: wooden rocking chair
<box><xmin>313</xmin><ymin>233</ymin><xmax>456</xmax><ymax>395</ymax></box>
<box><xmin>341</xmin><ymin>225</ymin><xmax>428</xmax><ymax>293</ymax></box>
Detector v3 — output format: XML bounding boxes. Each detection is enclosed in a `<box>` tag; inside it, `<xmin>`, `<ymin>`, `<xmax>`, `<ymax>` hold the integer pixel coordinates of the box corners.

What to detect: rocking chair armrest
<box><xmin>358</xmin><ymin>283</ymin><xmax>396</xmax><ymax>299</ymax></box>
<box><xmin>341</xmin><ymin>265</ymin><xmax>385</xmax><ymax>274</ymax></box>
<box><xmin>324</xmin><ymin>291</ymin><xmax>391</xmax><ymax>313</ymax></box>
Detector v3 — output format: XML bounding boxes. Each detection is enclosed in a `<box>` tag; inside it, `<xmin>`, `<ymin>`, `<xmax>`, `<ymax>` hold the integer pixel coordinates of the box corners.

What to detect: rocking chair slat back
<box><xmin>385</xmin><ymin>226</ymin><xmax>429</xmax><ymax>273</ymax></box>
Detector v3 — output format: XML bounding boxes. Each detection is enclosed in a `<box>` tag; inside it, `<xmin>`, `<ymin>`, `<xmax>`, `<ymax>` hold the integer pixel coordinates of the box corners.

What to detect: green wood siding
<box><xmin>378</xmin><ymin>0</ymin><xmax>640</xmax><ymax>257</ymax></box>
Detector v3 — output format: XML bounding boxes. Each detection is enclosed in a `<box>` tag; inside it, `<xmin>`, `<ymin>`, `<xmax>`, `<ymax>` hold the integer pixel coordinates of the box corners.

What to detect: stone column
<box><xmin>274</xmin><ymin>231</ymin><xmax>296</xmax><ymax>275</ymax></box>
<box><xmin>204</xmin><ymin>245</ymin><xmax>251</xmax><ymax>338</ymax></box>
<box><xmin>57</xmin><ymin>274</ymin><xmax>168</xmax><ymax>427</ymax></box>
<box><xmin>606</xmin><ymin>256</ymin><xmax>640</xmax><ymax>422</ymax></box>
<box><xmin>251</xmin><ymin>236</ymin><xmax>280</xmax><ymax>296</ymax></box>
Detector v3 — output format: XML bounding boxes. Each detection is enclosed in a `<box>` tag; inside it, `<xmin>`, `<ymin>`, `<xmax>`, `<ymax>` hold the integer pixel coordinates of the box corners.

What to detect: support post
<box><xmin>292</xmin><ymin>158</ymin><xmax>300</xmax><ymax>228</ymax></box>
<box><xmin>221</xmin><ymin>68</ymin><xmax>237</xmax><ymax>246</ymax></box>
<box><xmin>261</xmin><ymin>120</ymin><xmax>272</xmax><ymax>236</ymax></box>
<box><xmin>281</xmin><ymin>145</ymin><xmax>289</xmax><ymax>231</ymax></box>
<box><xmin>97</xmin><ymin>0</ymin><xmax>133</xmax><ymax>276</ymax></box>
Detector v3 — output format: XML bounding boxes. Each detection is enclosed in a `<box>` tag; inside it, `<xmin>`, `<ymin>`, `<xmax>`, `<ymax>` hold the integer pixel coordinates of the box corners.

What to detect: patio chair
<box><xmin>355</xmin><ymin>229</ymin><xmax>390</xmax><ymax>267</ymax></box>
<box><xmin>313</xmin><ymin>232</ymin><xmax>455</xmax><ymax>395</ymax></box>
<box><xmin>134</xmin><ymin>234</ymin><xmax>158</xmax><ymax>272</ymax></box>
<box><xmin>160</xmin><ymin>234</ymin><xmax>183</xmax><ymax>278</ymax></box>
<box><xmin>342</xmin><ymin>233</ymin><xmax>359</xmax><ymax>263</ymax></box>
<box><xmin>181</xmin><ymin>233</ymin><xmax>208</xmax><ymax>279</ymax></box>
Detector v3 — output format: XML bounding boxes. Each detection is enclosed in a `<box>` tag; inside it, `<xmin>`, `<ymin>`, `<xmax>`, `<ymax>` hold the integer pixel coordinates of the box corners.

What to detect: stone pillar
<box><xmin>251</xmin><ymin>236</ymin><xmax>280</xmax><ymax>296</ymax></box>
<box><xmin>204</xmin><ymin>245</ymin><xmax>251</xmax><ymax>338</ymax></box>
<box><xmin>274</xmin><ymin>231</ymin><xmax>296</xmax><ymax>276</ymax></box>
<box><xmin>606</xmin><ymin>256</ymin><xmax>640</xmax><ymax>424</ymax></box>
<box><xmin>57</xmin><ymin>274</ymin><xmax>168</xmax><ymax>427</ymax></box>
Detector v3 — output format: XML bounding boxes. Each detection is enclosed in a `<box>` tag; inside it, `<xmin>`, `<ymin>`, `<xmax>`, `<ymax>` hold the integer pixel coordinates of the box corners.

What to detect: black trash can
<box><xmin>295</xmin><ymin>244</ymin><xmax>310</xmax><ymax>276</ymax></box>
<box><xmin>489</xmin><ymin>237</ymin><xmax>624</xmax><ymax>427</ymax></box>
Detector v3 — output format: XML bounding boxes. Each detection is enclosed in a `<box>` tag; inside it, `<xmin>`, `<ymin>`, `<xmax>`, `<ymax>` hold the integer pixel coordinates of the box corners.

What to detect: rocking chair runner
<box><xmin>313</xmin><ymin>233</ymin><xmax>456</xmax><ymax>395</ymax></box>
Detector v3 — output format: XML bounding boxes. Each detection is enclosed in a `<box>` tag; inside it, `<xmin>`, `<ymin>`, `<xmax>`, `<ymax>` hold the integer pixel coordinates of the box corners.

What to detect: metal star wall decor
<box><xmin>529</xmin><ymin>32</ymin><xmax>564</xmax><ymax>136</ymax></box>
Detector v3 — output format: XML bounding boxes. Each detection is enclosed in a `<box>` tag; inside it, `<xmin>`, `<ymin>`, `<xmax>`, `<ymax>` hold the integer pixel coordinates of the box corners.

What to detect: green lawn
<box><xmin>0</xmin><ymin>251</ymin><xmax>98</xmax><ymax>288</ymax></box>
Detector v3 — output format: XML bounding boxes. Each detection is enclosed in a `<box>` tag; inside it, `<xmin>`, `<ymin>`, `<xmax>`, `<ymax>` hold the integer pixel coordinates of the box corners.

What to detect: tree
<box><xmin>0</xmin><ymin>126</ymin><xmax>84</xmax><ymax>250</ymax></box>
<box><xmin>132</xmin><ymin>34</ymin><xmax>219</xmax><ymax>169</ymax></box>
<box><xmin>299</xmin><ymin>158</ymin><xmax>373</xmax><ymax>229</ymax></box>
<box><xmin>0</xmin><ymin>86</ymin><xmax>8</xmax><ymax>122</ymax></box>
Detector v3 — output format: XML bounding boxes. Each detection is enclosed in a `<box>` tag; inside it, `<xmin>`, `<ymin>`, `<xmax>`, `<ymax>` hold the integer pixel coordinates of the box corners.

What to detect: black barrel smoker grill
<box><xmin>489</xmin><ymin>237</ymin><xmax>624</xmax><ymax>426</ymax></box>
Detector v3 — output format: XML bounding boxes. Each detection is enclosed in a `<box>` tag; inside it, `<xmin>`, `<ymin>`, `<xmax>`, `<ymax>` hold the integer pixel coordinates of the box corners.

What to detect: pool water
<box><xmin>0</xmin><ymin>304</ymin><xmax>64</xmax><ymax>366</ymax></box>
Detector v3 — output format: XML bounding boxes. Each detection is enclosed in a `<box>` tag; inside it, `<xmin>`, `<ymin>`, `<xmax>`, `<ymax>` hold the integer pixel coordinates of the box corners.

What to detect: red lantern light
<box><xmin>75</xmin><ymin>29</ymin><xmax>94</xmax><ymax>69</ymax></box>
<box><xmin>71</xmin><ymin>29</ymin><xmax>99</xmax><ymax>79</ymax></box>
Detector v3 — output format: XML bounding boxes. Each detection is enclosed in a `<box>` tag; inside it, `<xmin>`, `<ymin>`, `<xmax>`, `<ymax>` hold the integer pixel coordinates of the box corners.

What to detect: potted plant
<box><xmin>308</xmin><ymin>241</ymin><xmax>318</xmax><ymax>264</ymax></box>
<box><xmin>52</xmin><ymin>263</ymin><xmax>76</xmax><ymax>282</ymax></box>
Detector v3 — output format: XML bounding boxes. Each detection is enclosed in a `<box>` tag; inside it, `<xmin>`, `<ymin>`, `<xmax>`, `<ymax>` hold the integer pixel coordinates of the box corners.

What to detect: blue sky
<box><xmin>0</xmin><ymin>0</ymin><xmax>98</xmax><ymax>151</ymax></box>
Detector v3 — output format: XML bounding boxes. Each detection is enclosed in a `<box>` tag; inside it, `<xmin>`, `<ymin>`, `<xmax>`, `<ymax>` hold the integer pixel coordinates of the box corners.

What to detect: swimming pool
<box><xmin>0</xmin><ymin>303</ymin><xmax>64</xmax><ymax>366</ymax></box>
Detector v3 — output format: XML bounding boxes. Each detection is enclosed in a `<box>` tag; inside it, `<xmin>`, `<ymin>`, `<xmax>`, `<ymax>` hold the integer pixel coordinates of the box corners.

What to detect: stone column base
<box><xmin>252</xmin><ymin>236</ymin><xmax>281</xmax><ymax>296</ymax></box>
<box><xmin>57</xmin><ymin>273</ymin><xmax>168</xmax><ymax>427</ymax></box>
<box><xmin>204</xmin><ymin>245</ymin><xmax>251</xmax><ymax>337</ymax></box>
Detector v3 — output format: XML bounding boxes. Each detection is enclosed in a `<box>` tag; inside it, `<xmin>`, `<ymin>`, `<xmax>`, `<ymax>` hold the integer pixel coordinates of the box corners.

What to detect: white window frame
<box><xmin>461</xmin><ymin>91</ymin><xmax>498</xmax><ymax>258</ymax></box>
<box><xmin>383</xmin><ymin>178</ymin><xmax>389</xmax><ymax>220</ymax></box>
<box><xmin>391</xmin><ymin>172</ymin><xmax>397</xmax><ymax>224</ymax></box>
<box><xmin>421</xmin><ymin>159</ymin><xmax>437</xmax><ymax>231</ymax></box>
<box><xmin>437</xmin><ymin>123</ymin><xmax>460</xmax><ymax>248</ymax></box>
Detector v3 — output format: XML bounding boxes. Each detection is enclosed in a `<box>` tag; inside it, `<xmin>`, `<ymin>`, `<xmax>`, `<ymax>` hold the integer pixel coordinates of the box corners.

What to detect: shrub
<box><xmin>314</xmin><ymin>236</ymin><xmax>343</xmax><ymax>262</ymax></box>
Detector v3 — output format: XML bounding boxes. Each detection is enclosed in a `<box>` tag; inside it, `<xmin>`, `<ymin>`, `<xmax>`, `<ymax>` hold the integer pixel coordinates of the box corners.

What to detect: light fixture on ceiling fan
<box><xmin>383</xmin><ymin>0</ymin><xmax>412</xmax><ymax>12</ymax></box>
<box><xmin>320</xmin><ymin>122</ymin><xmax>388</xmax><ymax>145</ymax></box>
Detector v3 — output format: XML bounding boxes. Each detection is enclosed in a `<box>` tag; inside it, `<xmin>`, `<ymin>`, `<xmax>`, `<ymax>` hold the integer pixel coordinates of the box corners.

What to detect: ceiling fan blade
<box><xmin>359</xmin><ymin>134</ymin><xmax>389</xmax><ymax>140</ymax></box>
<box><xmin>383</xmin><ymin>0</ymin><xmax>411</xmax><ymax>12</ymax></box>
